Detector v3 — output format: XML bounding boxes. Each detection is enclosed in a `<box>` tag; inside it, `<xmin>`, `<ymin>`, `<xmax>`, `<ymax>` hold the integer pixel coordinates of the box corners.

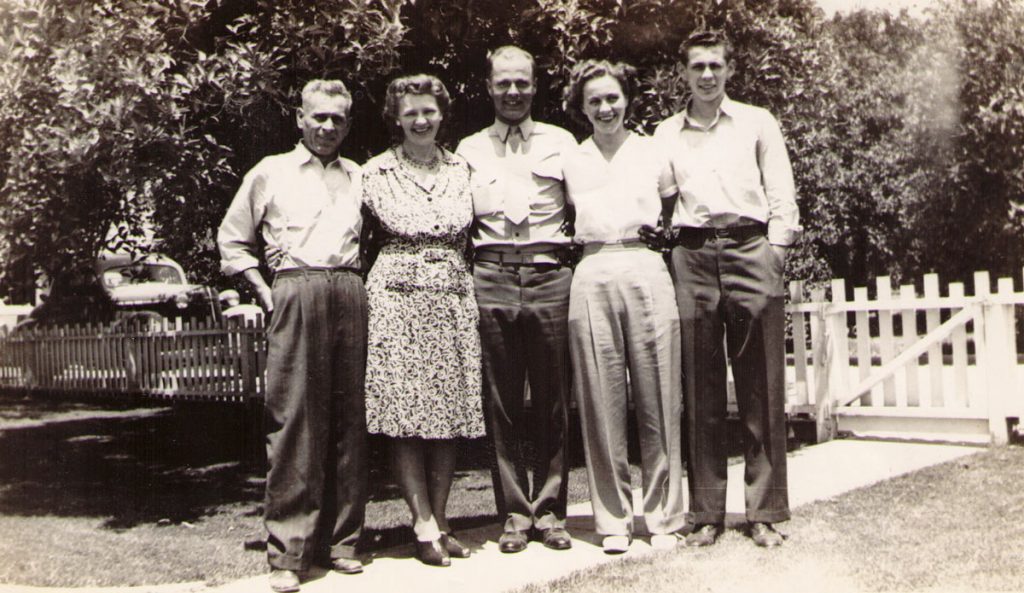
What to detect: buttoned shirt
<box><xmin>456</xmin><ymin>118</ymin><xmax>577</xmax><ymax>250</ymax></box>
<box><xmin>218</xmin><ymin>143</ymin><xmax>363</xmax><ymax>275</ymax></box>
<box><xmin>563</xmin><ymin>133</ymin><xmax>677</xmax><ymax>244</ymax></box>
<box><xmin>652</xmin><ymin>96</ymin><xmax>801</xmax><ymax>246</ymax></box>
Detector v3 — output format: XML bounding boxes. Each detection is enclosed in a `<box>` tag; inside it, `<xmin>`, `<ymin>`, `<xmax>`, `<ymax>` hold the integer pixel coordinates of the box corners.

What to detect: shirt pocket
<box><xmin>470</xmin><ymin>173</ymin><xmax>502</xmax><ymax>216</ymax></box>
<box><xmin>531</xmin><ymin>152</ymin><xmax>564</xmax><ymax>182</ymax></box>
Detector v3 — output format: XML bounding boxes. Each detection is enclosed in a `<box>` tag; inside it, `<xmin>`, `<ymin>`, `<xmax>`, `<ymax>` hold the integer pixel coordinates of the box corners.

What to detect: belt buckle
<box><xmin>712</xmin><ymin>227</ymin><xmax>730</xmax><ymax>239</ymax></box>
<box><xmin>423</xmin><ymin>248</ymin><xmax>447</xmax><ymax>262</ymax></box>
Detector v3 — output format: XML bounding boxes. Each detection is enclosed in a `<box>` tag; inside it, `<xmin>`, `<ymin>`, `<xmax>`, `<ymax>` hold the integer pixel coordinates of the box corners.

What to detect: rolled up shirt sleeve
<box><xmin>217</xmin><ymin>168</ymin><xmax>267</xmax><ymax>276</ymax></box>
<box><xmin>757</xmin><ymin>113</ymin><xmax>801</xmax><ymax>246</ymax></box>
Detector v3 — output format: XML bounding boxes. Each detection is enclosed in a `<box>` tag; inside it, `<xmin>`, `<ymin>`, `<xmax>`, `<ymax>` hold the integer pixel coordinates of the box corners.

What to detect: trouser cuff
<box><xmin>268</xmin><ymin>552</ymin><xmax>308</xmax><ymax>571</ymax></box>
<box><xmin>746</xmin><ymin>510</ymin><xmax>791</xmax><ymax>524</ymax></box>
<box><xmin>534</xmin><ymin>513</ymin><xmax>566</xmax><ymax>530</ymax></box>
<box><xmin>329</xmin><ymin>543</ymin><xmax>359</xmax><ymax>560</ymax></box>
<box><xmin>687</xmin><ymin>511</ymin><xmax>726</xmax><ymax>525</ymax></box>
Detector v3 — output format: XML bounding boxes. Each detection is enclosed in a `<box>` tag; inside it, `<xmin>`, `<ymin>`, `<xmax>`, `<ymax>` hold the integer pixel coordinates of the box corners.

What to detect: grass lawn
<box><xmin>0</xmin><ymin>393</ymin><xmax>612</xmax><ymax>587</ymax></box>
<box><xmin>514</xmin><ymin>446</ymin><xmax>1024</xmax><ymax>593</ymax></box>
<box><xmin>3</xmin><ymin>392</ymin><xmax>1022</xmax><ymax>591</ymax></box>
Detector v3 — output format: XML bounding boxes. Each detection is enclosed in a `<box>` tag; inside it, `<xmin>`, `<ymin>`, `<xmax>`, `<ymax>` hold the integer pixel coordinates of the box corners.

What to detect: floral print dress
<box><xmin>362</xmin><ymin>148</ymin><xmax>485</xmax><ymax>439</ymax></box>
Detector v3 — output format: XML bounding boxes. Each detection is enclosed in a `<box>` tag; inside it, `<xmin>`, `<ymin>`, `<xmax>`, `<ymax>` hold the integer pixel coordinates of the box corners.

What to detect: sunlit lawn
<box><xmin>2</xmin><ymin>392</ymin><xmax>1022</xmax><ymax>591</ymax></box>
<box><xmin>514</xmin><ymin>446</ymin><xmax>1024</xmax><ymax>593</ymax></box>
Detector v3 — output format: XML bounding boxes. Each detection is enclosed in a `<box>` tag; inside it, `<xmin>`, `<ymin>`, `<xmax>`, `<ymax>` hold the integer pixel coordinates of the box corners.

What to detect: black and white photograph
<box><xmin>0</xmin><ymin>0</ymin><xmax>1022</xmax><ymax>591</ymax></box>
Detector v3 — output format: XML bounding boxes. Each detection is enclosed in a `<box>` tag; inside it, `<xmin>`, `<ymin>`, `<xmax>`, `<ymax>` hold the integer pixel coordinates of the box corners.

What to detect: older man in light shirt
<box><xmin>218</xmin><ymin>79</ymin><xmax>367</xmax><ymax>592</ymax></box>
<box><xmin>456</xmin><ymin>46</ymin><xmax>578</xmax><ymax>554</ymax></box>
<box><xmin>652</xmin><ymin>30</ymin><xmax>801</xmax><ymax>549</ymax></box>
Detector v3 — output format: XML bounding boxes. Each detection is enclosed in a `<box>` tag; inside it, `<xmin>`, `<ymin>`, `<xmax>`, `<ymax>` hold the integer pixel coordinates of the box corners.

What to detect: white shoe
<box><xmin>650</xmin><ymin>534</ymin><xmax>680</xmax><ymax>550</ymax></box>
<box><xmin>602</xmin><ymin>535</ymin><xmax>631</xmax><ymax>554</ymax></box>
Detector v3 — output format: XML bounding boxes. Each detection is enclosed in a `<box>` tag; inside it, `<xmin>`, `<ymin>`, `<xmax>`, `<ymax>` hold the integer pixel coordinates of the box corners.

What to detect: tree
<box><xmin>0</xmin><ymin>0</ymin><xmax>187</xmax><ymax>288</ymax></box>
<box><xmin>3</xmin><ymin>0</ymin><xmax>1021</xmax><ymax>300</ymax></box>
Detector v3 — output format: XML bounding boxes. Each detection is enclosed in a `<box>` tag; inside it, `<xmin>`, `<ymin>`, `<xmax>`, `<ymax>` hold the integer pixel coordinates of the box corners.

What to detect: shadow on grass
<box><xmin>0</xmin><ymin>393</ymin><xmax>261</xmax><ymax>529</ymax></box>
<box><xmin>0</xmin><ymin>392</ymin><xmax>502</xmax><ymax>534</ymax></box>
<box><xmin>0</xmin><ymin>390</ymin><xmax>805</xmax><ymax>534</ymax></box>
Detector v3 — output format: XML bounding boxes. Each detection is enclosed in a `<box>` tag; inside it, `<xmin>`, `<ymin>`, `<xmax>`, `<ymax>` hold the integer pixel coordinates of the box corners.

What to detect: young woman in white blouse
<box><xmin>561</xmin><ymin>59</ymin><xmax>685</xmax><ymax>554</ymax></box>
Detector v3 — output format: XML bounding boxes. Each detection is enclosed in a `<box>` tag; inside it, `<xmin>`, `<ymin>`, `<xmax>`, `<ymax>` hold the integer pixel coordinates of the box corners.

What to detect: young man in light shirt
<box><xmin>652</xmin><ymin>30</ymin><xmax>801</xmax><ymax>549</ymax></box>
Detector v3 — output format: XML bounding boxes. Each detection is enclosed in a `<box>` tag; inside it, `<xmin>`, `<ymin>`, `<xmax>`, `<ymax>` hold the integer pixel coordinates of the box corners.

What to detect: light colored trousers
<box><xmin>568</xmin><ymin>243</ymin><xmax>685</xmax><ymax>537</ymax></box>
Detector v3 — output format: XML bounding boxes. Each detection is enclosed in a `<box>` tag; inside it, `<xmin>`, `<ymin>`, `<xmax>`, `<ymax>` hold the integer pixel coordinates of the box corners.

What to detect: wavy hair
<box><xmin>562</xmin><ymin>59</ymin><xmax>638</xmax><ymax>127</ymax></box>
<box><xmin>382</xmin><ymin>74</ymin><xmax>451</xmax><ymax>143</ymax></box>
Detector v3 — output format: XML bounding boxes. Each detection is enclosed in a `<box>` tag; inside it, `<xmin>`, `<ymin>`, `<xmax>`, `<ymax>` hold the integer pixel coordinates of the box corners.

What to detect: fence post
<box><xmin>975</xmin><ymin>271</ymin><xmax>1009</xmax><ymax>445</ymax></box>
<box><xmin>995</xmin><ymin>277</ymin><xmax>1021</xmax><ymax>424</ymax></box>
<box><xmin>828</xmin><ymin>279</ymin><xmax>849</xmax><ymax>407</ymax></box>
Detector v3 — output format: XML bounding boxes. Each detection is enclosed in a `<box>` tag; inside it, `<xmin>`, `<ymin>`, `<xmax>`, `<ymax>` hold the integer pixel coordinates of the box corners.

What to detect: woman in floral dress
<box><xmin>361</xmin><ymin>74</ymin><xmax>485</xmax><ymax>567</ymax></box>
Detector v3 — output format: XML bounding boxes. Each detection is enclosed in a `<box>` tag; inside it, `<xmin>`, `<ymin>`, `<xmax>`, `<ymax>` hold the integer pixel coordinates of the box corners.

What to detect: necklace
<box><xmin>400</xmin><ymin>145</ymin><xmax>440</xmax><ymax>170</ymax></box>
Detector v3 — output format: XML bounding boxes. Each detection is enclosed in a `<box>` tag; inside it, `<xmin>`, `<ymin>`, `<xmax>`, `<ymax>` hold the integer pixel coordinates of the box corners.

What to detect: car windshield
<box><xmin>102</xmin><ymin>264</ymin><xmax>184</xmax><ymax>288</ymax></box>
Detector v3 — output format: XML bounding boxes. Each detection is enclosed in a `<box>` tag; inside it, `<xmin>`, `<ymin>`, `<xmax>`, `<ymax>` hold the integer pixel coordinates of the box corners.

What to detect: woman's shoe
<box><xmin>441</xmin><ymin>532</ymin><xmax>471</xmax><ymax>558</ymax></box>
<box><xmin>602</xmin><ymin>535</ymin><xmax>631</xmax><ymax>554</ymax></box>
<box><xmin>415</xmin><ymin>539</ymin><xmax>451</xmax><ymax>567</ymax></box>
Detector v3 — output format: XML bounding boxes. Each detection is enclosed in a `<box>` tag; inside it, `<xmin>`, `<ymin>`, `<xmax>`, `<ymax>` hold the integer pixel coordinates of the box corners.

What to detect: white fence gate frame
<box><xmin>781</xmin><ymin>271</ymin><xmax>1024</xmax><ymax>445</ymax></box>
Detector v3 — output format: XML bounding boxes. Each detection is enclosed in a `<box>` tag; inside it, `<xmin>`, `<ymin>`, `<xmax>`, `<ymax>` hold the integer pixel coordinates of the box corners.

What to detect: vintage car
<box><xmin>7</xmin><ymin>253</ymin><xmax>244</xmax><ymax>390</ymax></box>
<box><xmin>21</xmin><ymin>253</ymin><xmax>238</xmax><ymax>329</ymax></box>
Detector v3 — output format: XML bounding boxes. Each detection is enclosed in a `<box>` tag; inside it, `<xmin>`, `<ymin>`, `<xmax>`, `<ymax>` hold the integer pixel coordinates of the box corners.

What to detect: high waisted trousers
<box><xmin>474</xmin><ymin>260</ymin><xmax>572</xmax><ymax>533</ymax></box>
<box><xmin>264</xmin><ymin>269</ymin><xmax>368</xmax><ymax>570</ymax></box>
<box><xmin>670</xmin><ymin>232</ymin><xmax>791</xmax><ymax>524</ymax></box>
<box><xmin>568</xmin><ymin>244</ymin><xmax>685</xmax><ymax>537</ymax></box>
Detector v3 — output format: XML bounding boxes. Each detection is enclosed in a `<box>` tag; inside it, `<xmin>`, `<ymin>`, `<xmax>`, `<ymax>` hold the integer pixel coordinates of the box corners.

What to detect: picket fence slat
<box><xmin>790</xmin><ymin>281</ymin><xmax>810</xmax><ymax>406</ymax></box>
<box><xmin>853</xmin><ymin>286</ymin><xmax>872</xmax><ymax>407</ymax></box>
<box><xmin>898</xmin><ymin>284</ymin><xmax>920</xmax><ymax>407</ymax></box>
<box><xmin>923</xmin><ymin>274</ymin><xmax>943</xmax><ymax>407</ymax></box>
<box><xmin>876</xmin><ymin>278</ymin><xmax>897</xmax><ymax>406</ymax></box>
<box><xmin>948</xmin><ymin>283</ymin><xmax>970</xmax><ymax>408</ymax></box>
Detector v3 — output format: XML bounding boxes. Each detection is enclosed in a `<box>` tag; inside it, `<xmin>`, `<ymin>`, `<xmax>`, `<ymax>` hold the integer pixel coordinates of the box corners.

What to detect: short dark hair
<box><xmin>682</xmin><ymin>30</ymin><xmax>734</xmax><ymax>63</ymax></box>
<box><xmin>382</xmin><ymin>74</ymin><xmax>452</xmax><ymax>143</ymax></box>
<box><xmin>487</xmin><ymin>46</ymin><xmax>536</xmax><ymax>80</ymax></box>
<box><xmin>562</xmin><ymin>59</ymin><xmax>638</xmax><ymax>127</ymax></box>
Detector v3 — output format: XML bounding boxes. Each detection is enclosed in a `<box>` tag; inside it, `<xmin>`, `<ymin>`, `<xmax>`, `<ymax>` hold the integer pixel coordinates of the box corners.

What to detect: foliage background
<box><xmin>0</xmin><ymin>0</ymin><xmax>1022</xmax><ymax>301</ymax></box>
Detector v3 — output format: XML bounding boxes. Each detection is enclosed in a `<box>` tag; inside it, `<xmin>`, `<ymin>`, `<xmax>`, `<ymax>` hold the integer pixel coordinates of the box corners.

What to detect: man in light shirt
<box><xmin>456</xmin><ymin>46</ymin><xmax>578</xmax><ymax>554</ymax></box>
<box><xmin>218</xmin><ymin>79</ymin><xmax>367</xmax><ymax>592</ymax></box>
<box><xmin>652</xmin><ymin>30</ymin><xmax>801</xmax><ymax>549</ymax></box>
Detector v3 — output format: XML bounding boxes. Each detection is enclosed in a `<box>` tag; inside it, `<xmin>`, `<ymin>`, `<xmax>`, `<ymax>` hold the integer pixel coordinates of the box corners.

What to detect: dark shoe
<box><xmin>415</xmin><ymin>539</ymin><xmax>451</xmax><ymax>567</ymax></box>
<box><xmin>685</xmin><ymin>524</ymin><xmax>721</xmax><ymax>547</ymax></box>
<box><xmin>750</xmin><ymin>522</ymin><xmax>784</xmax><ymax>547</ymax></box>
<box><xmin>498</xmin><ymin>530</ymin><xmax>529</xmax><ymax>554</ymax></box>
<box><xmin>329</xmin><ymin>557</ymin><xmax>364</xmax><ymax>574</ymax></box>
<box><xmin>538</xmin><ymin>527</ymin><xmax>572</xmax><ymax>550</ymax></box>
<box><xmin>441</xmin><ymin>532</ymin><xmax>471</xmax><ymax>558</ymax></box>
<box><xmin>268</xmin><ymin>569</ymin><xmax>300</xmax><ymax>592</ymax></box>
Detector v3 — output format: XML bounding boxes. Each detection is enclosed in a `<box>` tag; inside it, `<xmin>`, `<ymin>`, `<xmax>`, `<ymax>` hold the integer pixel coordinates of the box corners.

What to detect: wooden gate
<box><xmin>783</xmin><ymin>271</ymin><xmax>1024</xmax><ymax>445</ymax></box>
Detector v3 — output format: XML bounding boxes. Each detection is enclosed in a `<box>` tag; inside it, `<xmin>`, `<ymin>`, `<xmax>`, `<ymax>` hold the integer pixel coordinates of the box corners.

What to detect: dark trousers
<box><xmin>669</xmin><ymin>233</ymin><xmax>790</xmax><ymax>524</ymax></box>
<box><xmin>264</xmin><ymin>269</ymin><xmax>368</xmax><ymax>570</ymax></box>
<box><xmin>473</xmin><ymin>261</ymin><xmax>572</xmax><ymax>533</ymax></box>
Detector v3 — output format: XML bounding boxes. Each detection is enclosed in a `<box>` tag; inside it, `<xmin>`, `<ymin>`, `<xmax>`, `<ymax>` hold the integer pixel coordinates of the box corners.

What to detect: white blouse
<box><xmin>562</xmin><ymin>132</ymin><xmax>677</xmax><ymax>244</ymax></box>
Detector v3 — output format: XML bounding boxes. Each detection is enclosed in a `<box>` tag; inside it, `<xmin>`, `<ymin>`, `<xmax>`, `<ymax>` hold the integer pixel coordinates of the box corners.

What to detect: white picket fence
<box><xmin>779</xmin><ymin>271</ymin><xmax>1024</xmax><ymax>445</ymax></box>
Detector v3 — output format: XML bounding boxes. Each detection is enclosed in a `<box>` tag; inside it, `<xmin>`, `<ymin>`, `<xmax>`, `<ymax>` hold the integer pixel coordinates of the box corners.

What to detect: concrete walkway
<box><xmin>0</xmin><ymin>439</ymin><xmax>982</xmax><ymax>593</ymax></box>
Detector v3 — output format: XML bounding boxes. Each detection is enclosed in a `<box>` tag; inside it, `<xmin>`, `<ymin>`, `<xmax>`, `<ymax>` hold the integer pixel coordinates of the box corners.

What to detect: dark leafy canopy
<box><xmin>1</xmin><ymin>0</ymin><xmax>1022</xmax><ymax>301</ymax></box>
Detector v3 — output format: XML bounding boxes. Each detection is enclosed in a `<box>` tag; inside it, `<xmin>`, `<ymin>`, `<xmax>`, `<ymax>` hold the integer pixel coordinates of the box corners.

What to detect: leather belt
<box><xmin>275</xmin><ymin>266</ymin><xmax>361</xmax><ymax>279</ymax></box>
<box><xmin>475</xmin><ymin>248</ymin><xmax>566</xmax><ymax>266</ymax></box>
<box><xmin>673</xmin><ymin>223</ymin><xmax>767</xmax><ymax>243</ymax></box>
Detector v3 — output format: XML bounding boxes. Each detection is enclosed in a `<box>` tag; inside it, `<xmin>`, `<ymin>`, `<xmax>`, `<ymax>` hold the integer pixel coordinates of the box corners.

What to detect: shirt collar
<box><xmin>681</xmin><ymin>95</ymin><xmax>735</xmax><ymax>130</ymax></box>
<box><xmin>290</xmin><ymin>142</ymin><xmax>354</xmax><ymax>173</ymax></box>
<box><xmin>580</xmin><ymin>130</ymin><xmax>634</xmax><ymax>157</ymax></box>
<box><xmin>490</xmin><ymin>117</ymin><xmax>536</xmax><ymax>143</ymax></box>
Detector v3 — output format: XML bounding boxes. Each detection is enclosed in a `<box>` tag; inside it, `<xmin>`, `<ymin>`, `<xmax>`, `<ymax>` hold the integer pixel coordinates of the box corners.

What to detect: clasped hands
<box><xmin>638</xmin><ymin>223</ymin><xmax>676</xmax><ymax>253</ymax></box>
